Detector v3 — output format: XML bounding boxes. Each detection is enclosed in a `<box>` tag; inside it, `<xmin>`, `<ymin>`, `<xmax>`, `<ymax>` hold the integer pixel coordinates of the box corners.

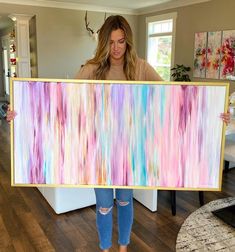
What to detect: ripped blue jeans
<box><xmin>94</xmin><ymin>188</ymin><xmax>133</xmax><ymax>250</ymax></box>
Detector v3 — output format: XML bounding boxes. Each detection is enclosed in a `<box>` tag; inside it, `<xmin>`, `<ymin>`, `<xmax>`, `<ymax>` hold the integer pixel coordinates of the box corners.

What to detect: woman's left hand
<box><xmin>220</xmin><ymin>112</ymin><xmax>231</xmax><ymax>125</ymax></box>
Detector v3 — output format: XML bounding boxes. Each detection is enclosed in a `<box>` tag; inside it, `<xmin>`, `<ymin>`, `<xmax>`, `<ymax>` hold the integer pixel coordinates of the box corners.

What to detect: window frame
<box><xmin>146</xmin><ymin>12</ymin><xmax>177</xmax><ymax>80</ymax></box>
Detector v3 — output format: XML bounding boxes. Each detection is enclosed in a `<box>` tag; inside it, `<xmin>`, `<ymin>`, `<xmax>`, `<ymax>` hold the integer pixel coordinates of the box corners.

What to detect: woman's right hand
<box><xmin>6</xmin><ymin>106</ymin><xmax>17</xmax><ymax>122</ymax></box>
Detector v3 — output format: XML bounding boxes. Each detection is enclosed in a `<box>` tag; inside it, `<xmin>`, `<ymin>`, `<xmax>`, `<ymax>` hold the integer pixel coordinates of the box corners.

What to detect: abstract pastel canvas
<box><xmin>11</xmin><ymin>79</ymin><xmax>228</xmax><ymax>190</ymax></box>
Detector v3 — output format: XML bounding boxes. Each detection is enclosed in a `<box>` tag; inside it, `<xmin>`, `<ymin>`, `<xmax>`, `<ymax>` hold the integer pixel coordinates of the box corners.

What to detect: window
<box><xmin>146</xmin><ymin>13</ymin><xmax>177</xmax><ymax>81</ymax></box>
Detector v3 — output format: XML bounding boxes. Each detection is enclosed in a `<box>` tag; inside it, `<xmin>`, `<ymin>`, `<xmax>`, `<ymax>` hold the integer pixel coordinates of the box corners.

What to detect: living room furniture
<box><xmin>38</xmin><ymin>187</ymin><xmax>96</xmax><ymax>214</ymax></box>
<box><xmin>38</xmin><ymin>188</ymin><xmax>158</xmax><ymax>214</ymax></box>
<box><xmin>176</xmin><ymin>197</ymin><xmax>235</xmax><ymax>251</ymax></box>
<box><xmin>170</xmin><ymin>191</ymin><xmax>204</xmax><ymax>216</ymax></box>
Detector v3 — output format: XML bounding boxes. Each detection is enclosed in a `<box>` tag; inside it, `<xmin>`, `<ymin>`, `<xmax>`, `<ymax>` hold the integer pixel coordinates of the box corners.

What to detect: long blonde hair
<box><xmin>86</xmin><ymin>15</ymin><xmax>137</xmax><ymax>80</ymax></box>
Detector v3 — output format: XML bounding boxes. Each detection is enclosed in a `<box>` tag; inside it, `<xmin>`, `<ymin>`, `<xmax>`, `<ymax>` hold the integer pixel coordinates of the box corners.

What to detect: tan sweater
<box><xmin>76</xmin><ymin>58</ymin><xmax>162</xmax><ymax>81</ymax></box>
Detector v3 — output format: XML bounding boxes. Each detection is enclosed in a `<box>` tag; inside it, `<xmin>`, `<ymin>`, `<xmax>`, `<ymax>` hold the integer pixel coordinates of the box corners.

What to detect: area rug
<box><xmin>176</xmin><ymin>197</ymin><xmax>235</xmax><ymax>251</ymax></box>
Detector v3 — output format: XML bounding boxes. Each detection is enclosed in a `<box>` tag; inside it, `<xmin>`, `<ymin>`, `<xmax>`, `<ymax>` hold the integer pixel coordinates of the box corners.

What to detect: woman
<box><xmin>75</xmin><ymin>15</ymin><xmax>162</xmax><ymax>252</ymax></box>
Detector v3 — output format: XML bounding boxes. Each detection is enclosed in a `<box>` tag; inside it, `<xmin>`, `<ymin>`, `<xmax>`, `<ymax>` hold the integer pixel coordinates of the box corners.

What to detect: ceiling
<box><xmin>49</xmin><ymin>0</ymin><xmax>172</xmax><ymax>10</ymax></box>
<box><xmin>0</xmin><ymin>0</ymin><xmax>211</xmax><ymax>15</ymax></box>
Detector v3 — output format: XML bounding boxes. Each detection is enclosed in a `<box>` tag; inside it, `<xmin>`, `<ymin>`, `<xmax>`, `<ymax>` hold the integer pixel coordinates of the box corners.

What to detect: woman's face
<box><xmin>109</xmin><ymin>29</ymin><xmax>127</xmax><ymax>64</ymax></box>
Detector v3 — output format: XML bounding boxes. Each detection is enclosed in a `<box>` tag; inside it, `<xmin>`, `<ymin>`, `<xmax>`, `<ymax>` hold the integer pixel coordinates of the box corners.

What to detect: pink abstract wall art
<box><xmin>220</xmin><ymin>30</ymin><xmax>235</xmax><ymax>79</ymax></box>
<box><xmin>206</xmin><ymin>31</ymin><xmax>222</xmax><ymax>79</ymax></box>
<box><xmin>11</xmin><ymin>79</ymin><xmax>228</xmax><ymax>189</ymax></box>
<box><xmin>193</xmin><ymin>32</ymin><xmax>207</xmax><ymax>78</ymax></box>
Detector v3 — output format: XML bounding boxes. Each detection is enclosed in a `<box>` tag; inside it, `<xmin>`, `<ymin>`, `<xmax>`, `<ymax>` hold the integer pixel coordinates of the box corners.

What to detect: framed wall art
<box><xmin>206</xmin><ymin>31</ymin><xmax>222</xmax><ymax>79</ymax></box>
<box><xmin>11</xmin><ymin>78</ymin><xmax>229</xmax><ymax>190</ymax></box>
<box><xmin>193</xmin><ymin>32</ymin><xmax>207</xmax><ymax>78</ymax></box>
<box><xmin>220</xmin><ymin>30</ymin><xmax>235</xmax><ymax>79</ymax></box>
<box><xmin>193</xmin><ymin>29</ymin><xmax>235</xmax><ymax>79</ymax></box>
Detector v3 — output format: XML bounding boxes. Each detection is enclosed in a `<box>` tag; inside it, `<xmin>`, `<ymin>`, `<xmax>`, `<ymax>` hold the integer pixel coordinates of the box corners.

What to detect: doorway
<box><xmin>0</xmin><ymin>15</ymin><xmax>14</xmax><ymax>100</ymax></box>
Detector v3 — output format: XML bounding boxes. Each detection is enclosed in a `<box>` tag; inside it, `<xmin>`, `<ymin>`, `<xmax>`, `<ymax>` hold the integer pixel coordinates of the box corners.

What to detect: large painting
<box><xmin>11</xmin><ymin>79</ymin><xmax>229</xmax><ymax>190</ymax></box>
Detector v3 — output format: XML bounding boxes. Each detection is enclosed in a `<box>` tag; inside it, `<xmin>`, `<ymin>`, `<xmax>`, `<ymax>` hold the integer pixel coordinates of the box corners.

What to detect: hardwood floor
<box><xmin>0</xmin><ymin>120</ymin><xmax>234</xmax><ymax>252</ymax></box>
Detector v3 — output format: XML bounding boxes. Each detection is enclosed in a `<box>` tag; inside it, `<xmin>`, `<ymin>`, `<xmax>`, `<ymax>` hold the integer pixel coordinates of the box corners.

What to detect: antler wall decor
<box><xmin>85</xmin><ymin>11</ymin><xmax>106</xmax><ymax>41</ymax></box>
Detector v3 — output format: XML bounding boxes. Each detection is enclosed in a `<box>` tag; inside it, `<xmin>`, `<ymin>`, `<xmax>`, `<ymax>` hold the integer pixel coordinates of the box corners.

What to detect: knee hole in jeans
<box><xmin>98</xmin><ymin>206</ymin><xmax>113</xmax><ymax>215</ymax></box>
<box><xmin>116</xmin><ymin>199</ymin><xmax>129</xmax><ymax>206</ymax></box>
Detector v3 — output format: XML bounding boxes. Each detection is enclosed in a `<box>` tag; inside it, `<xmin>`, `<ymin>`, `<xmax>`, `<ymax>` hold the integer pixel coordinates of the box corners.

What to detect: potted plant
<box><xmin>171</xmin><ymin>64</ymin><xmax>191</xmax><ymax>82</ymax></box>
